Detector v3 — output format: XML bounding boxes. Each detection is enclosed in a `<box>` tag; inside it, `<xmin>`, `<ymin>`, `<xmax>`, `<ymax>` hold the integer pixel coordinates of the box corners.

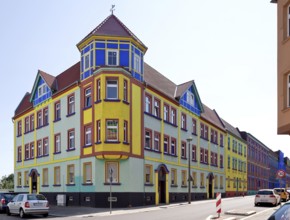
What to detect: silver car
<box><xmin>6</xmin><ymin>193</ymin><xmax>49</xmax><ymax>218</ymax></box>
<box><xmin>254</xmin><ymin>189</ymin><xmax>281</xmax><ymax>206</ymax></box>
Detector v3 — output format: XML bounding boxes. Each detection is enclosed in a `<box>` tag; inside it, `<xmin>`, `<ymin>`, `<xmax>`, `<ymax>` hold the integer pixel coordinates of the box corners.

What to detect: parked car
<box><xmin>274</xmin><ymin>188</ymin><xmax>289</xmax><ymax>202</ymax></box>
<box><xmin>6</xmin><ymin>194</ymin><xmax>49</xmax><ymax>218</ymax></box>
<box><xmin>268</xmin><ymin>200</ymin><xmax>290</xmax><ymax>220</ymax></box>
<box><xmin>0</xmin><ymin>193</ymin><xmax>16</xmax><ymax>212</ymax></box>
<box><xmin>254</xmin><ymin>189</ymin><xmax>281</xmax><ymax>206</ymax></box>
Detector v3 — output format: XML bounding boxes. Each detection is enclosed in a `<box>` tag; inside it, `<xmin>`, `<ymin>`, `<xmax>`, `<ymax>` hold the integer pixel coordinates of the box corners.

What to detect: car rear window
<box><xmin>27</xmin><ymin>194</ymin><xmax>46</xmax><ymax>201</ymax></box>
<box><xmin>4</xmin><ymin>194</ymin><xmax>14</xmax><ymax>202</ymax></box>
<box><xmin>258</xmin><ymin>191</ymin><xmax>273</xmax><ymax>195</ymax></box>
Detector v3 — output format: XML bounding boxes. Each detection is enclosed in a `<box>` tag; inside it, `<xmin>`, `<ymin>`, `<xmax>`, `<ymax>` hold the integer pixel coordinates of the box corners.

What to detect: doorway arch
<box><xmin>155</xmin><ymin>164</ymin><xmax>169</xmax><ymax>204</ymax></box>
<box><xmin>29</xmin><ymin>169</ymin><xmax>40</xmax><ymax>194</ymax></box>
<box><xmin>207</xmin><ymin>172</ymin><xmax>214</xmax><ymax>199</ymax></box>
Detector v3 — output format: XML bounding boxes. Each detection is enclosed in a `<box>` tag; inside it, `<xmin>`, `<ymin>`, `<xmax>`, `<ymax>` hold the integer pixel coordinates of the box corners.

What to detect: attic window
<box><xmin>38</xmin><ymin>84</ymin><xmax>47</xmax><ymax>97</ymax></box>
<box><xmin>83</xmin><ymin>52</ymin><xmax>90</xmax><ymax>71</ymax></box>
<box><xmin>187</xmin><ymin>91</ymin><xmax>194</xmax><ymax>106</ymax></box>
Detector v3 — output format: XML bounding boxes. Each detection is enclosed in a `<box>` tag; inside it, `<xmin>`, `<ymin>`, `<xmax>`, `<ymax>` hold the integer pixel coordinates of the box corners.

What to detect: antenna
<box><xmin>110</xmin><ymin>5</ymin><xmax>115</xmax><ymax>14</ymax></box>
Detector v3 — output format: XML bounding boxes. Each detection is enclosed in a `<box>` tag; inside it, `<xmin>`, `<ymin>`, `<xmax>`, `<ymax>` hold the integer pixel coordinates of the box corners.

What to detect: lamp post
<box><xmin>187</xmin><ymin>136</ymin><xmax>193</xmax><ymax>204</ymax></box>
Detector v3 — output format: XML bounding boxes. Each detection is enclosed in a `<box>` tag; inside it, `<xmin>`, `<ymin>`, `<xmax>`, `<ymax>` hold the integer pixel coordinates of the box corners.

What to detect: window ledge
<box><xmin>82</xmin><ymin>183</ymin><xmax>93</xmax><ymax>186</ymax></box>
<box><xmin>16</xmin><ymin>186</ymin><xmax>22</xmax><ymax>188</ymax></box>
<box><xmin>95</xmin><ymin>100</ymin><xmax>102</xmax><ymax>104</ymax></box>
<box><xmin>66</xmin><ymin>184</ymin><xmax>75</xmax><ymax>186</ymax></box>
<box><xmin>83</xmin><ymin>106</ymin><xmax>92</xmax><ymax>110</ymax></box>
<box><xmin>181</xmin><ymin>128</ymin><xmax>188</xmax><ymax>132</ymax></box>
<box><xmin>181</xmin><ymin>185</ymin><xmax>188</xmax><ymax>188</ymax></box>
<box><xmin>144</xmin><ymin>183</ymin><xmax>154</xmax><ymax>187</ymax></box>
<box><xmin>42</xmin><ymin>185</ymin><xmax>49</xmax><ymax>187</ymax></box>
<box><xmin>163</xmin><ymin>120</ymin><xmax>178</xmax><ymax>127</ymax></box>
<box><xmin>104</xmin><ymin>99</ymin><xmax>120</xmax><ymax>102</ymax></box>
<box><xmin>122</xmin><ymin>100</ymin><xmax>130</xmax><ymax>105</ymax></box>
<box><xmin>145</xmin><ymin>148</ymin><xmax>161</xmax><ymax>153</ymax></box>
<box><xmin>53</xmin><ymin>184</ymin><xmax>61</xmax><ymax>187</ymax></box>
<box><xmin>83</xmin><ymin>144</ymin><xmax>92</xmax><ymax>148</ymax></box>
<box><xmin>95</xmin><ymin>142</ymin><xmax>102</xmax><ymax>145</ymax></box>
<box><xmin>192</xmin><ymin>132</ymin><xmax>197</xmax><ymax>136</ymax></box>
<box><xmin>171</xmin><ymin>184</ymin><xmax>178</xmax><ymax>188</ymax></box>
<box><xmin>104</xmin><ymin>141</ymin><xmax>120</xmax><ymax>144</ymax></box>
<box><xmin>144</xmin><ymin>112</ymin><xmax>162</xmax><ymax>121</ymax></box>
<box><xmin>66</xmin><ymin>112</ymin><xmax>75</xmax><ymax>117</ymax></box>
<box><xmin>53</xmin><ymin>151</ymin><xmax>61</xmax><ymax>155</ymax></box>
<box><xmin>104</xmin><ymin>182</ymin><xmax>121</xmax><ymax>186</ymax></box>
<box><xmin>53</xmin><ymin>119</ymin><xmax>61</xmax><ymax>123</ymax></box>
<box><xmin>163</xmin><ymin>152</ymin><xmax>178</xmax><ymax>157</ymax></box>
<box><xmin>66</xmin><ymin>148</ymin><xmax>76</xmax><ymax>152</ymax></box>
<box><xmin>123</xmin><ymin>142</ymin><xmax>130</xmax><ymax>145</ymax></box>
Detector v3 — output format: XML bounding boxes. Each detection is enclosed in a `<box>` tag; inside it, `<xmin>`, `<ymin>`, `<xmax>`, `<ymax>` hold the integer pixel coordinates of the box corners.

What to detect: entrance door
<box><xmin>208</xmin><ymin>174</ymin><xmax>213</xmax><ymax>199</ymax></box>
<box><xmin>158</xmin><ymin>168</ymin><xmax>166</xmax><ymax>203</ymax></box>
<box><xmin>31</xmin><ymin>171</ymin><xmax>38</xmax><ymax>193</ymax></box>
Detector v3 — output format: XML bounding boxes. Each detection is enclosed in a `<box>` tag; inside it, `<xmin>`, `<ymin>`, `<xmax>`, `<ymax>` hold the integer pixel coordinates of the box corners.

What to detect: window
<box><xmin>123</xmin><ymin>80</ymin><xmax>128</xmax><ymax>102</ymax></box>
<box><xmin>37</xmin><ymin>140</ymin><xmax>42</xmax><ymax>157</ymax></box>
<box><xmin>164</xmin><ymin>135</ymin><xmax>169</xmax><ymax>153</ymax></box>
<box><xmin>170</xmin><ymin>108</ymin><xmax>176</xmax><ymax>125</ymax></box>
<box><xmin>24</xmin><ymin>171</ymin><xmax>29</xmax><ymax>186</ymax></box>
<box><xmin>84</xmin><ymin>162</ymin><xmax>92</xmax><ymax>184</ymax></box>
<box><xmin>220</xmin><ymin>155</ymin><xmax>224</xmax><ymax>168</ymax></box>
<box><xmin>54</xmin><ymin>166</ymin><xmax>60</xmax><ymax>185</ymax></box>
<box><xmin>210</xmin><ymin>152</ymin><xmax>217</xmax><ymax>166</ymax></box>
<box><xmin>164</xmin><ymin>104</ymin><xmax>169</xmax><ymax>121</ymax></box>
<box><xmin>220</xmin><ymin>176</ymin><xmax>223</xmax><ymax>188</ymax></box>
<box><xmin>96</xmin><ymin>79</ymin><xmax>101</xmax><ymax>101</ymax></box>
<box><xmin>181</xmin><ymin>141</ymin><xmax>186</xmax><ymax>158</ymax></box>
<box><xmin>54</xmin><ymin>134</ymin><xmax>61</xmax><ymax>153</ymax></box>
<box><xmin>25</xmin><ymin>117</ymin><xmax>29</xmax><ymax>133</ymax></box>
<box><xmin>134</xmin><ymin>54</ymin><xmax>141</xmax><ymax>73</ymax></box>
<box><xmin>85</xmin><ymin>87</ymin><xmax>92</xmax><ymax>108</ymax></box>
<box><xmin>68</xmin><ymin>129</ymin><xmax>75</xmax><ymax>150</ymax></box>
<box><xmin>43</xmin><ymin>168</ymin><xmax>48</xmax><ymax>185</ymax></box>
<box><xmin>288</xmin><ymin>5</ymin><xmax>290</xmax><ymax>37</ymax></box>
<box><xmin>37</xmin><ymin>111</ymin><xmax>42</xmax><ymax>127</ymax></box>
<box><xmin>107</xmin><ymin>49</ymin><xmax>118</xmax><ymax>66</ymax></box>
<box><xmin>17</xmin><ymin>120</ymin><xmax>22</xmax><ymax>136</ymax></box>
<box><xmin>192</xmin><ymin>172</ymin><xmax>197</xmax><ymax>187</ymax></box>
<box><xmin>200</xmin><ymin>173</ymin><xmax>205</xmax><ymax>187</ymax></box>
<box><xmin>192</xmin><ymin>118</ymin><xmax>197</xmax><ymax>134</ymax></box>
<box><xmin>43</xmin><ymin>138</ymin><xmax>49</xmax><ymax>156</ymax></box>
<box><xmin>220</xmin><ymin>134</ymin><xmax>224</xmax><ymax>147</ymax></box>
<box><xmin>106</xmin><ymin>79</ymin><xmax>118</xmax><ymax>100</ymax></box>
<box><xmin>123</xmin><ymin>120</ymin><xmax>128</xmax><ymax>143</ymax></box>
<box><xmin>228</xmin><ymin>137</ymin><xmax>231</xmax><ymax>150</ymax></box>
<box><xmin>200</xmin><ymin>123</ymin><xmax>208</xmax><ymax>140</ymax></box>
<box><xmin>228</xmin><ymin>156</ymin><xmax>231</xmax><ymax>169</ymax></box>
<box><xmin>54</xmin><ymin>102</ymin><xmax>61</xmax><ymax>121</ymax></box>
<box><xmin>30</xmin><ymin>143</ymin><xmax>34</xmax><ymax>159</ymax></box>
<box><xmin>85</xmin><ymin>125</ymin><xmax>92</xmax><ymax>146</ymax></box>
<box><xmin>30</xmin><ymin>115</ymin><xmax>34</xmax><ymax>131</ymax></box>
<box><xmin>68</xmin><ymin>94</ymin><xmax>75</xmax><ymax>115</ymax></box>
<box><xmin>96</xmin><ymin>120</ymin><xmax>101</xmax><ymax>143</ymax></box>
<box><xmin>187</xmin><ymin>91</ymin><xmax>194</xmax><ymax>106</ymax></box>
<box><xmin>83</xmin><ymin>52</ymin><xmax>90</xmax><ymax>71</ymax></box>
<box><xmin>200</xmin><ymin>148</ymin><xmax>204</xmax><ymax>163</ymax></box>
<box><xmin>171</xmin><ymin>137</ymin><xmax>176</xmax><ymax>155</ymax></box>
<box><xmin>145</xmin><ymin>94</ymin><xmax>152</xmax><ymax>114</ymax></box>
<box><xmin>192</xmin><ymin>145</ymin><xmax>196</xmax><ymax>161</ymax></box>
<box><xmin>171</xmin><ymin>168</ymin><xmax>177</xmax><ymax>185</ymax></box>
<box><xmin>181</xmin><ymin>170</ymin><xmax>187</xmax><ymax>186</ymax></box>
<box><xmin>145</xmin><ymin>129</ymin><xmax>152</xmax><ymax>149</ymax></box>
<box><xmin>154</xmin><ymin>98</ymin><xmax>160</xmax><ymax>117</ymax></box>
<box><xmin>227</xmin><ymin>176</ymin><xmax>230</xmax><ymax>187</ymax></box>
<box><xmin>214</xmin><ymin>175</ymin><xmax>218</xmax><ymax>188</ymax></box>
<box><xmin>17</xmin><ymin>172</ymin><xmax>22</xmax><ymax>186</ymax></box>
<box><xmin>67</xmin><ymin>164</ymin><xmax>75</xmax><ymax>184</ymax></box>
<box><xmin>204</xmin><ymin>125</ymin><xmax>208</xmax><ymax>140</ymax></box>
<box><xmin>210</xmin><ymin>129</ymin><xmax>217</xmax><ymax>144</ymax></box>
<box><xmin>106</xmin><ymin>162</ymin><xmax>119</xmax><ymax>183</ymax></box>
<box><xmin>106</xmin><ymin>120</ymin><xmax>118</xmax><ymax>141</ymax></box>
<box><xmin>145</xmin><ymin>165</ymin><xmax>152</xmax><ymax>184</ymax></box>
<box><xmin>38</xmin><ymin>84</ymin><xmax>46</xmax><ymax>97</ymax></box>
<box><xmin>204</xmin><ymin>149</ymin><xmax>208</xmax><ymax>164</ymax></box>
<box><xmin>154</xmin><ymin>132</ymin><xmax>160</xmax><ymax>151</ymax></box>
<box><xmin>181</xmin><ymin>113</ymin><xmax>186</xmax><ymax>130</ymax></box>
<box><xmin>25</xmin><ymin>144</ymin><xmax>30</xmax><ymax>160</ymax></box>
<box><xmin>43</xmin><ymin>107</ymin><xmax>49</xmax><ymax>125</ymax></box>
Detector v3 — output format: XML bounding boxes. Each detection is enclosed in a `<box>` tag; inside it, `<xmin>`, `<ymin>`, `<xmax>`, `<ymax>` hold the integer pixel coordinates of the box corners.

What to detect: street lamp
<box><xmin>187</xmin><ymin>136</ymin><xmax>193</xmax><ymax>204</ymax></box>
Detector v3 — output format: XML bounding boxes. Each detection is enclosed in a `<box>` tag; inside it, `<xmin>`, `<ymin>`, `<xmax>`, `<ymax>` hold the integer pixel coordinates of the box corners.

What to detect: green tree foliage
<box><xmin>0</xmin><ymin>174</ymin><xmax>14</xmax><ymax>189</ymax></box>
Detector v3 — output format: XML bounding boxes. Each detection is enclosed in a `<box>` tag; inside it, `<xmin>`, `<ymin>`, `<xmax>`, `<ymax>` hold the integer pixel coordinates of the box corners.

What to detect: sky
<box><xmin>0</xmin><ymin>0</ymin><xmax>286</xmax><ymax>178</ymax></box>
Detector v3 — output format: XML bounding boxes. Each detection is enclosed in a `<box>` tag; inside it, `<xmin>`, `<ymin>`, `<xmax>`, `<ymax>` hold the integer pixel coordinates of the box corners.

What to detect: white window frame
<box><xmin>106</xmin><ymin>49</ymin><xmax>119</xmax><ymax>66</ymax></box>
<box><xmin>106</xmin><ymin>120</ymin><xmax>118</xmax><ymax>141</ymax></box>
<box><xmin>83</xmin><ymin>52</ymin><xmax>90</xmax><ymax>71</ymax></box>
<box><xmin>134</xmin><ymin>54</ymin><xmax>141</xmax><ymax>73</ymax></box>
<box><xmin>55</xmin><ymin>134</ymin><xmax>61</xmax><ymax>153</ymax></box>
<box><xmin>68</xmin><ymin>130</ymin><xmax>75</xmax><ymax>149</ymax></box>
<box><xmin>187</xmin><ymin>91</ymin><xmax>194</xmax><ymax>106</ymax></box>
<box><xmin>106</xmin><ymin>79</ymin><xmax>118</xmax><ymax>100</ymax></box>
<box><xmin>85</xmin><ymin>126</ymin><xmax>92</xmax><ymax>146</ymax></box>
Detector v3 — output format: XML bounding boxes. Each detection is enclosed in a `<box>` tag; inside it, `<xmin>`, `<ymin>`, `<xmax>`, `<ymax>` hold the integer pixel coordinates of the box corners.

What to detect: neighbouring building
<box><xmin>13</xmin><ymin>14</ymin><xmax>228</xmax><ymax>207</ymax></box>
<box><xmin>271</xmin><ymin>0</ymin><xmax>290</xmax><ymax>135</ymax></box>
<box><xmin>240</xmin><ymin>132</ymin><xmax>270</xmax><ymax>195</ymax></box>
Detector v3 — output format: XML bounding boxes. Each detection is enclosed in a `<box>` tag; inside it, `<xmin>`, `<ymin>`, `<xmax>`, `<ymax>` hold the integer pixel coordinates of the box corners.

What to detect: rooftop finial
<box><xmin>110</xmin><ymin>5</ymin><xmax>115</xmax><ymax>14</ymax></box>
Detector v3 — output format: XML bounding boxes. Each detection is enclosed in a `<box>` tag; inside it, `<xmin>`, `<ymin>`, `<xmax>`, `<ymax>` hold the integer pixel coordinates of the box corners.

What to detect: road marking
<box><xmin>240</xmin><ymin>208</ymin><xmax>275</xmax><ymax>220</ymax></box>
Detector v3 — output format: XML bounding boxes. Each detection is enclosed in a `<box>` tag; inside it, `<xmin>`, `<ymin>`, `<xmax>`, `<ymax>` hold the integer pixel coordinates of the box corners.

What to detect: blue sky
<box><xmin>0</xmin><ymin>0</ymin><xmax>285</xmax><ymax>178</ymax></box>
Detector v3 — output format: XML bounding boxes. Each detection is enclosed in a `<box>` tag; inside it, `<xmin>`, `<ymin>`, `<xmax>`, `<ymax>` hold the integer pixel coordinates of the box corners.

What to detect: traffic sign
<box><xmin>276</xmin><ymin>169</ymin><xmax>286</xmax><ymax>178</ymax></box>
<box><xmin>108</xmin><ymin>197</ymin><xmax>117</xmax><ymax>202</ymax></box>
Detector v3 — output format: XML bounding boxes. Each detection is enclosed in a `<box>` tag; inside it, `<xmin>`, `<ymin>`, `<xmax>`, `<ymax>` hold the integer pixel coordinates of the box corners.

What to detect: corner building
<box><xmin>13</xmin><ymin>14</ymin><xmax>226</xmax><ymax>207</ymax></box>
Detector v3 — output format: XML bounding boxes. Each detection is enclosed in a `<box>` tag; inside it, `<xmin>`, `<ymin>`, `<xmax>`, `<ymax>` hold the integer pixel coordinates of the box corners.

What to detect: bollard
<box><xmin>216</xmin><ymin>192</ymin><xmax>221</xmax><ymax>218</ymax></box>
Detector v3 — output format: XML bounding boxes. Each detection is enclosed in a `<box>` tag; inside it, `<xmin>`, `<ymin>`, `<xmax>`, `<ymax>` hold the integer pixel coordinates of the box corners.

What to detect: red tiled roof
<box><xmin>221</xmin><ymin>118</ymin><xmax>242</xmax><ymax>139</ymax></box>
<box><xmin>14</xmin><ymin>62</ymin><xmax>80</xmax><ymax>118</ymax></box>
<box><xmin>176</xmin><ymin>81</ymin><xmax>194</xmax><ymax>98</ymax></box>
<box><xmin>144</xmin><ymin>62</ymin><xmax>176</xmax><ymax>99</ymax></box>
<box><xmin>77</xmin><ymin>14</ymin><xmax>147</xmax><ymax>50</ymax></box>
<box><xmin>201</xmin><ymin>104</ymin><xmax>225</xmax><ymax>131</ymax></box>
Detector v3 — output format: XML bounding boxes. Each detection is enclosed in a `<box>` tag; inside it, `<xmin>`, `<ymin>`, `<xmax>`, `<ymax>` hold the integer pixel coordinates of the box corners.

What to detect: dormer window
<box><xmin>187</xmin><ymin>91</ymin><xmax>194</xmax><ymax>106</ymax></box>
<box><xmin>106</xmin><ymin>49</ymin><xmax>118</xmax><ymax>66</ymax></box>
<box><xmin>38</xmin><ymin>84</ymin><xmax>47</xmax><ymax>97</ymax></box>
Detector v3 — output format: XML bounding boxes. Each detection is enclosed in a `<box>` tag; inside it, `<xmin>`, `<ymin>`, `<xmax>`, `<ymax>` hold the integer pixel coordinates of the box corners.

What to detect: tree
<box><xmin>0</xmin><ymin>174</ymin><xmax>14</xmax><ymax>190</ymax></box>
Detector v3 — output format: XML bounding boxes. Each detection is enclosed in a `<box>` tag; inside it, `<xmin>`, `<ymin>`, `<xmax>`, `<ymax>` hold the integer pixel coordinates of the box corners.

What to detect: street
<box><xmin>0</xmin><ymin>195</ymin><xmax>283</xmax><ymax>220</ymax></box>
